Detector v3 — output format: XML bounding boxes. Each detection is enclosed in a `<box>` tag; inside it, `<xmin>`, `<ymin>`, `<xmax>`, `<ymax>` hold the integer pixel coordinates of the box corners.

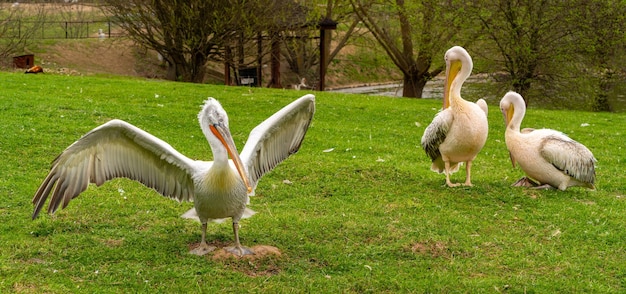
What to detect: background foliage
<box><xmin>3</xmin><ymin>1</ymin><xmax>625</xmax><ymax>108</ymax></box>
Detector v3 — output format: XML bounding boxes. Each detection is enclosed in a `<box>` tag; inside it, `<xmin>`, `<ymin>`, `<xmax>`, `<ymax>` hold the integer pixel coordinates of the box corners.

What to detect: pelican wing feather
<box><xmin>32</xmin><ymin>119</ymin><xmax>199</xmax><ymax>219</ymax></box>
<box><xmin>539</xmin><ymin>133</ymin><xmax>597</xmax><ymax>184</ymax></box>
<box><xmin>240</xmin><ymin>94</ymin><xmax>315</xmax><ymax>190</ymax></box>
<box><xmin>421</xmin><ymin>109</ymin><xmax>453</xmax><ymax>161</ymax></box>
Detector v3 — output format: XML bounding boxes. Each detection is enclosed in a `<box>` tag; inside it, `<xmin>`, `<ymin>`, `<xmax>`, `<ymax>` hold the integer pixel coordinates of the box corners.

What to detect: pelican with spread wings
<box><xmin>32</xmin><ymin>94</ymin><xmax>316</xmax><ymax>256</ymax></box>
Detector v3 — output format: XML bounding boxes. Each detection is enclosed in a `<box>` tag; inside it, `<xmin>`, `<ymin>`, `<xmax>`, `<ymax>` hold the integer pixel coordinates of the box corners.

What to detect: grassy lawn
<box><xmin>1</xmin><ymin>71</ymin><xmax>625</xmax><ymax>292</ymax></box>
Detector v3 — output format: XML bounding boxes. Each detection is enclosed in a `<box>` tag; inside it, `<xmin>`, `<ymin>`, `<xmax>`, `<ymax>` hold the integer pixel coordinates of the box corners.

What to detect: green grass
<box><xmin>1</xmin><ymin>71</ymin><xmax>625</xmax><ymax>292</ymax></box>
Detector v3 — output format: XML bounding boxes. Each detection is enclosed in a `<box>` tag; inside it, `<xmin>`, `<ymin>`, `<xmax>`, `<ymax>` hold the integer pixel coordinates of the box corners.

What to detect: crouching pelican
<box><xmin>499</xmin><ymin>91</ymin><xmax>596</xmax><ymax>190</ymax></box>
<box><xmin>421</xmin><ymin>46</ymin><xmax>488</xmax><ymax>187</ymax></box>
<box><xmin>32</xmin><ymin>94</ymin><xmax>316</xmax><ymax>256</ymax></box>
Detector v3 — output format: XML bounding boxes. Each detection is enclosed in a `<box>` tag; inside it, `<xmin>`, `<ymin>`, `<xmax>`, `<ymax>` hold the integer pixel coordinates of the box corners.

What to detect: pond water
<box><xmin>331</xmin><ymin>82</ymin><xmax>442</xmax><ymax>98</ymax></box>
<box><xmin>331</xmin><ymin>77</ymin><xmax>626</xmax><ymax>112</ymax></box>
<box><xmin>330</xmin><ymin>77</ymin><xmax>444</xmax><ymax>99</ymax></box>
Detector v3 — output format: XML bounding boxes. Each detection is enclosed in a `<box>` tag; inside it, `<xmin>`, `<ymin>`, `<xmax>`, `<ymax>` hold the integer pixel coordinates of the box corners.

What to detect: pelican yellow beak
<box><xmin>443</xmin><ymin>59</ymin><xmax>462</xmax><ymax>109</ymax></box>
<box><xmin>209</xmin><ymin>125</ymin><xmax>253</xmax><ymax>193</ymax></box>
<box><xmin>501</xmin><ymin>105</ymin><xmax>514</xmax><ymax>129</ymax></box>
<box><xmin>506</xmin><ymin>105</ymin><xmax>514</xmax><ymax>127</ymax></box>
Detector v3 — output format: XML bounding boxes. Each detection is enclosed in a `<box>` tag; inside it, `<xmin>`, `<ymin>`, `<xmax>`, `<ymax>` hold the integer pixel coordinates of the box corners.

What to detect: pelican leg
<box><xmin>225</xmin><ymin>222</ymin><xmax>255</xmax><ymax>256</ymax></box>
<box><xmin>463</xmin><ymin>161</ymin><xmax>473</xmax><ymax>187</ymax></box>
<box><xmin>190</xmin><ymin>223</ymin><xmax>216</xmax><ymax>256</ymax></box>
<box><xmin>444</xmin><ymin>161</ymin><xmax>460</xmax><ymax>187</ymax></box>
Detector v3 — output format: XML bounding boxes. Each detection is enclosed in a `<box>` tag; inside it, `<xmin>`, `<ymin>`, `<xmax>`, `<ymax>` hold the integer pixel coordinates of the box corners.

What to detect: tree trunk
<box><xmin>164</xmin><ymin>52</ymin><xmax>207</xmax><ymax>83</ymax></box>
<box><xmin>165</xmin><ymin>62</ymin><xmax>177</xmax><ymax>81</ymax></box>
<box><xmin>512</xmin><ymin>75</ymin><xmax>532</xmax><ymax>106</ymax></box>
<box><xmin>267</xmin><ymin>32</ymin><xmax>282</xmax><ymax>88</ymax></box>
<box><xmin>594</xmin><ymin>70</ymin><xmax>613</xmax><ymax>112</ymax></box>
<box><xmin>402</xmin><ymin>71</ymin><xmax>428</xmax><ymax>98</ymax></box>
<box><xmin>190</xmin><ymin>52</ymin><xmax>207</xmax><ymax>83</ymax></box>
<box><xmin>165</xmin><ymin>53</ymin><xmax>184</xmax><ymax>81</ymax></box>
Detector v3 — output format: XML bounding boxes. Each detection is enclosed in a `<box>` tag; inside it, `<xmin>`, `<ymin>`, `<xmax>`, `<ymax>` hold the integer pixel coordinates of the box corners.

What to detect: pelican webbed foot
<box><xmin>446</xmin><ymin>181</ymin><xmax>461</xmax><ymax>187</ymax></box>
<box><xmin>225</xmin><ymin>221</ymin><xmax>255</xmax><ymax>256</ymax></box>
<box><xmin>444</xmin><ymin>171</ymin><xmax>461</xmax><ymax>187</ymax></box>
<box><xmin>531</xmin><ymin>184</ymin><xmax>556</xmax><ymax>190</ymax></box>
<box><xmin>225</xmin><ymin>245</ymin><xmax>255</xmax><ymax>256</ymax></box>
<box><xmin>190</xmin><ymin>242</ymin><xmax>216</xmax><ymax>256</ymax></box>
<box><xmin>446</xmin><ymin>182</ymin><xmax>472</xmax><ymax>187</ymax></box>
<box><xmin>512</xmin><ymin>177</ymin><xmax>539</xmax><ymax>187</ymax></box>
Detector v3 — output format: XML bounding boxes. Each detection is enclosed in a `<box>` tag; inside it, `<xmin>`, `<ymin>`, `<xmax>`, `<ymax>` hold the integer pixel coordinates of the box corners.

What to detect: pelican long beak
<box><xmin>443</xmin><ymin>59</ymin><xmax>462</xmax><ymax>110</ymax></box>
<box><xmin>209</xmin><ymin>125</ymin><xmax>253</xmax><ymax>193</ymax></box>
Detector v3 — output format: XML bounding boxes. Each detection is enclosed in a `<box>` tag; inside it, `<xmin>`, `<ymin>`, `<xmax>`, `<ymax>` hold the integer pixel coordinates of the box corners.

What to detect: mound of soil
<box><xmin>211</xmin><ymin>245</ymin><xmax>282</xmax><ymax>260</ymax></box>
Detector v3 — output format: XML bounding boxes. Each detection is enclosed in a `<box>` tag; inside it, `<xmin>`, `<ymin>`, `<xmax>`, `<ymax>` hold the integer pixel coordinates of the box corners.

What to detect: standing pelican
<box><xmin>499</xmin><ymin>91</ymin><xmax>596</xmax><ymax>190</ymax></box>
<box><xmin>32</xmin><ymin>94</ymin><xmax>316</xmax><ymax>256</ymax></box>
<box><xmin>421</xmin><ymin>46</ymin><xmax>488</xmax><ymax>187</ymax></box>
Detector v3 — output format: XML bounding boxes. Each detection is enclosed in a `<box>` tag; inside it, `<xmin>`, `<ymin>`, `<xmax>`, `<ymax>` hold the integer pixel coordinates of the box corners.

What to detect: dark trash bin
<box><xmin>238</xmin><ymin>67</ymin><xmax>259</xmax><ymax>87</ymax></box>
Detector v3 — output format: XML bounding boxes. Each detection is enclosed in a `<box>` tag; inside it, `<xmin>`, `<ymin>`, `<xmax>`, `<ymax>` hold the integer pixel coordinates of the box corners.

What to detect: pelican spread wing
<box><xmin>32</xmin><ymin>119</ymin><xmax>198</xmax><ymax>219</ymax></box>
<box><xmin>240</xmin><ymin>94</ymin><xmax>316</xmax><ymax>191</ymax></box>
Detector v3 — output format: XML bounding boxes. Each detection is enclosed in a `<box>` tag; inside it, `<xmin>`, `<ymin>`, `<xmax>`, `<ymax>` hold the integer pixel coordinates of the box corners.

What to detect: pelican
<box><xmin>32</xmin><ymin>94</ymin><xmax>316</xmax><ymax>256</ymax></box>
<box><xmin>499</xmin><ymin>91</ymin><xmax>596</xmax><ymax>190</ymax></box>
<box><xmin>421</xmin><ymin>46</ymin><xmax>488</xmax><ymax>187</ymax></box>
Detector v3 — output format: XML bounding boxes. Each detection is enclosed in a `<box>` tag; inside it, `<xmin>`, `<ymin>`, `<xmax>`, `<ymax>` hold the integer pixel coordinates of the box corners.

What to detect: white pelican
<box><xmin>499</xmin><ymin>91</ymin><xmax>596</xmax><ymax>190</ymax></box>
<box><xmin>421</xmin><ymin>46</ymin><xmax>488</xmax><ymax>187</ymax></box>
<box><xmin>32</xmin><ymin>94</ymin><xmax>316</xmax><ymax>256</ymax></box>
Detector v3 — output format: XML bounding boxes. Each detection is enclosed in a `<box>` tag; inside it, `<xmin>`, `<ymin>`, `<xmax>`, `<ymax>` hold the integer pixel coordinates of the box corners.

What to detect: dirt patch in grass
<box><xmin>411</xmin><ymin>240</ymin><xmax>449</xmax><ymax>258</ymax></box>
<box><xmin>208</xmin><ymin>245</ymin><xmax>283</xmax><ymax>277</ymax></box>
<box><xmin>188</xmin><ymin>241</ymin><xmax>282</xmax><ymax>260</ymax></box>
<box><xmin>211</xmin><ymin>245</ymin><xmax>282</xmax><ymax>260</ymax></box>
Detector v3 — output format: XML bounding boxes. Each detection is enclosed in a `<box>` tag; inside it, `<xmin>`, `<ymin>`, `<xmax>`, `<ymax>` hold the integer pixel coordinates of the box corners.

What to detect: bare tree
<box><xmin>322</xmin><ymin>0</ymin><xmax>358</xmax><ymax>68</ymax></box>
<box><xmin>103</xmin><ymin>0</ymin><xmax>252</xmax><ymax>83</ymax></box>
<box><xmin>351</xmin><ymin>0</ymin><xmax>473</xmax><ymax>98</ymax></box>
<box><xmin>470</xmin><ymin>0</ymin><xmax>578</xmax><ymax>105</ymax></box>
<box><xmin>282</xmin><ymin>27</ymin><xmax>318</xmax><ymax>84</ymax></box>
<box><xmin>0</xmin><ymin>3</ymin><xmax>45</xmax><ymax>65</ymax></box>
<box><xmin>281</xmin><ymin>0</ymin><xmax>360</xmax><ymax>88</ymax></box>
